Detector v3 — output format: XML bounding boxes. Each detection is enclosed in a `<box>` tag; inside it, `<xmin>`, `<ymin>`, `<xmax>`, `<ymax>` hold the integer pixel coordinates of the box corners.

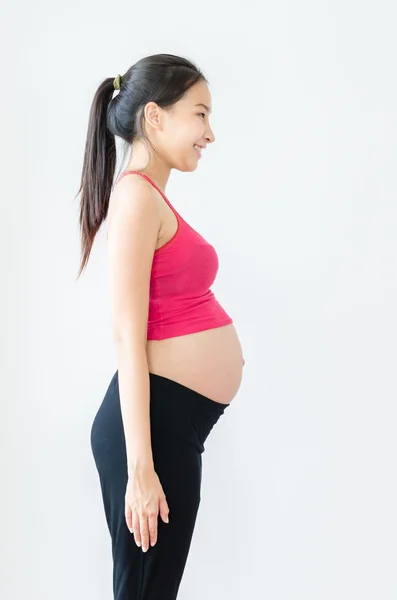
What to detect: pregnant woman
<box><xmin>76</xmin><ymin>53</ymin><xmax>245</xmax><ymax>599</ymax></box>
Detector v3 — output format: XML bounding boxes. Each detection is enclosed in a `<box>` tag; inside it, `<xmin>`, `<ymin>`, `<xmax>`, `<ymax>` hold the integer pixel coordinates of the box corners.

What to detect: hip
<box><xmin>90</xmin><ymin>370</ymin><xmax>231</xmax><ymax>463</ymax></box>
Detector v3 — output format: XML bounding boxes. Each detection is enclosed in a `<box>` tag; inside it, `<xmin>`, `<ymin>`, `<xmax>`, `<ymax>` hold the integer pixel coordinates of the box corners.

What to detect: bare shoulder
<box><xmin>107</xmin><ymin>174</ymin><xmax>162</xmax><ymax>238</ymax></box>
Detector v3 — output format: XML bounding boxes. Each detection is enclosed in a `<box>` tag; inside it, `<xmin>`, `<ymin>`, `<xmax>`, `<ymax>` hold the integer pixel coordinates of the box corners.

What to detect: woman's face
<box><xmin>146</xmin><ymin>80</ymin><xmax>216</xmax><ymax>172</ymax></box>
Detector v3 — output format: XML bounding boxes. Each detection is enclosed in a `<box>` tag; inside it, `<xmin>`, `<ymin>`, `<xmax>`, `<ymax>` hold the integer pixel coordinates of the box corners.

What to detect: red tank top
<box><xmin>116</xmin><ymin>171</ymin><xmax>233</xmax><ymax>340</ymax></box>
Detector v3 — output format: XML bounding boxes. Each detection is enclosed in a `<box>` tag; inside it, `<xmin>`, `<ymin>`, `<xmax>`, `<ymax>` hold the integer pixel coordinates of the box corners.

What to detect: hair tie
<box><xmin>113</xmin><ymin>74</ymin><xmax>122</xmax><ymax>90</ymax></box>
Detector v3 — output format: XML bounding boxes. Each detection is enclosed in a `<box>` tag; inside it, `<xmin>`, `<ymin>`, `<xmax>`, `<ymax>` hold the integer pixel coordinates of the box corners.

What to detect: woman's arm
<box><xmin>107</xmin><ymin>175</ymin><xmax>162</xmax><ymax>474</ymax></box>
<box><xmin>114</xmin><ymin>344</ymin><xmax>154</xmax><ymax>473</ymax></box>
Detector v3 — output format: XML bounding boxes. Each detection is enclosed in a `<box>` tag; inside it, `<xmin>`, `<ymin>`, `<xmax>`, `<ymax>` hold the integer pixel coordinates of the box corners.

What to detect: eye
<box><xmin>198</xmin><ymin>113</ymin><xmax>206</xmax><ymax>118</ymax></box>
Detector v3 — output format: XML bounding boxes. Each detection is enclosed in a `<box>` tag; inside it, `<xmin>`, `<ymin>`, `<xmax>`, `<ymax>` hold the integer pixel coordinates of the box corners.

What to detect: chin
<box><xmin>171</xmin><ymin>152</ymin><xmax>200</xmax><ymax>172</ymax></box>
<box><xmin>175</xmin><ymin>162</ymin><xmax>199</xmax><ymax>173</ymax></box>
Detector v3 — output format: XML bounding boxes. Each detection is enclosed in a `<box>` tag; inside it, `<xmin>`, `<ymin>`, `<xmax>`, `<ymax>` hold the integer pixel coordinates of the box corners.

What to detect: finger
<box><xmin>148</xmin><ymin>511</ymin><xmax>158</xmax><ymax>547</ymax></box>
<box><xmin>139</xmin><ymin>514</ymin><xmax>150</xmax><ymax>552</ymax></box>
<box><xmin>125</xmin><ymin>502</ymin><xmax>133</xmax><ymax>533</ymax></box>
<box><xmin>132</xmin><ymin>510</ymin><xmax>141</xmax><ymax>547</ymax></box>
<box><xmin>159</xmin><ymin>496</ymin><xmax>170</xmax><ymax>523</ymax></box>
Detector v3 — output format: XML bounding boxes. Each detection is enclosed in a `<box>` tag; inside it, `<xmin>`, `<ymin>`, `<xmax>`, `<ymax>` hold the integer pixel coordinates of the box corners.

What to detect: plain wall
<box><xmin>2</xmin><ymin>1</ymin><xmax>396</xmax><ymax>598</ymax></box>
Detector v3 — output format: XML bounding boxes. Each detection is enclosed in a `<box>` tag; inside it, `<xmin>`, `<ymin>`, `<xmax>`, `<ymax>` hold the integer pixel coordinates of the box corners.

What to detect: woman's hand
<box><xmin>125</xmin><ymin>466</ymin><xmax>170</xmax><ymax>552</ymax></box>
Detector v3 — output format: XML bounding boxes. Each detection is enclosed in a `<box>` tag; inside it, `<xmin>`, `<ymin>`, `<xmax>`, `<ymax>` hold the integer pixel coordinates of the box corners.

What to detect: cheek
<box><xmin>161</xmin><ymin>118</ymin><xmax>202</xmax><ymax>158</ymax></box>
<box><xmin>174</xmin><ymin>118</ymin><xmax>202</xmax><ymax>143</ymax></box>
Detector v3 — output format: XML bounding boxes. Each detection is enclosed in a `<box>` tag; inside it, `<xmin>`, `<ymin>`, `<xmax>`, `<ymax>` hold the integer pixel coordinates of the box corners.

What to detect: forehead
<box><xmin>182</xmin><ymin>81</ymin><xmax>212</xmax><ymax>113</ymax></box>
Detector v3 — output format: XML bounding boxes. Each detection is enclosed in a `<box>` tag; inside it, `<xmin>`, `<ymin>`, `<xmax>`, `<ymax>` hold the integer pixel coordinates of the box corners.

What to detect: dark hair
<box><xmin>74</xmin><ymin>53</ymin><xmax>208</xmax><ymax>279</ymax></box>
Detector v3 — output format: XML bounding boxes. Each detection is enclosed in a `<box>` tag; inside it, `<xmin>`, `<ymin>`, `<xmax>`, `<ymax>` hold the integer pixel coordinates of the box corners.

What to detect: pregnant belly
<box><xmin>146</xmin><ymin>324</ymin><xmax>245</xmax><ymax>405</ymax></box>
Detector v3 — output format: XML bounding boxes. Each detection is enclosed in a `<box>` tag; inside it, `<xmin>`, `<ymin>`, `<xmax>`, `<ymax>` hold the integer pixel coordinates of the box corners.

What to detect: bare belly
<box><xmin>146</xmin><ymin>324</ymin><xmax>245</xmax><ymax>404</ymax></box>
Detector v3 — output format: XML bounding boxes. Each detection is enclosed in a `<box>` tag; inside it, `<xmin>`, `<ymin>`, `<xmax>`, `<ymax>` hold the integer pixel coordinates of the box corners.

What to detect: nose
<box><xmin>205</xmin><ymin>125</ymin><xmax>215</xmax><ymax>144</ymax></box>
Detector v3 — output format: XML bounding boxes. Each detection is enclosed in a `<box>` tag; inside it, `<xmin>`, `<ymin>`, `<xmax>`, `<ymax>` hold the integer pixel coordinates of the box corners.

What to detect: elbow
<box><xmin>113</xmin><ymin>331</ymin><xmax>147</xmax><ymax>355</ymax></box>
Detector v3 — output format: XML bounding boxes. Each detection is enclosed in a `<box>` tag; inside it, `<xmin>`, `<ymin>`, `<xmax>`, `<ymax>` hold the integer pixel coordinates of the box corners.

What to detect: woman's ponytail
<box><xmin>75</xmin><ymin>77</ymin><xmax>117</xmax><ymax>279</ymax></box>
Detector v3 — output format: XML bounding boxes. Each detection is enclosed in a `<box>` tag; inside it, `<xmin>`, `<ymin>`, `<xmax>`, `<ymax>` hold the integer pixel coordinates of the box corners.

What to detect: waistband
<box><xmin>149</xmin><ymin>372</ymin><xmax>230</xmax><ymax>415</ymax></box>
<box><xmin>148</xmin><ymin>372</ymin><xmax>230</xmax><ymax>453</ymax></box>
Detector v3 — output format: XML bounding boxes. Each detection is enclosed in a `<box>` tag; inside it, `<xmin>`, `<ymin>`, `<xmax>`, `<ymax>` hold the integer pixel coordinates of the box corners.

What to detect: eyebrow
<box><xmin>195</xmin><ymin>103</ymin><xmax>212</xmax><ymax>114</ymax></box>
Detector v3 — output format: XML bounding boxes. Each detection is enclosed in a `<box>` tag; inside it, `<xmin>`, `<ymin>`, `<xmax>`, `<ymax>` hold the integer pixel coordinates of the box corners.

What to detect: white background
<box><xmin>2</xmin><ymin>1</ymin><xmax>396</xmax><ymax>598</ymax></box>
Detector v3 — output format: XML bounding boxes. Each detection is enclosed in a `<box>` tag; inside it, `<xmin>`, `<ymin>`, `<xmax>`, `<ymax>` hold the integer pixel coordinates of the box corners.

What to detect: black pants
<box><xmin>90</xmin><ymin>371</ymin><xmax>230</xmax><ymax>599</ymax></box>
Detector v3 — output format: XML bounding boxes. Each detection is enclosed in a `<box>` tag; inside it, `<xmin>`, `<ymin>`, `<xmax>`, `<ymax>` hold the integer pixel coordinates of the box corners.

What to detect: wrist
<box><xmin>127</xmin><ymin>457</ymin><xmax>154</xmax><ymax>475</ymax></box>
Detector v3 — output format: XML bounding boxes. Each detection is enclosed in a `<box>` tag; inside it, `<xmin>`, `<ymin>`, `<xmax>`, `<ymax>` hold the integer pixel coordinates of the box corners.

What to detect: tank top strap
<box><xmin>118</xmin><ymin>171</ymin><xmax>181</xmax><ymax>219</ymax></box>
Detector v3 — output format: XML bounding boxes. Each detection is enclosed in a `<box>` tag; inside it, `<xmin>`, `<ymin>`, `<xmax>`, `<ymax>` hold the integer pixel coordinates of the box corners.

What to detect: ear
<box><xmin>144</xmin><ymin>102</ymin><xmax>161</xmax><ymax>130</ymax></box>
